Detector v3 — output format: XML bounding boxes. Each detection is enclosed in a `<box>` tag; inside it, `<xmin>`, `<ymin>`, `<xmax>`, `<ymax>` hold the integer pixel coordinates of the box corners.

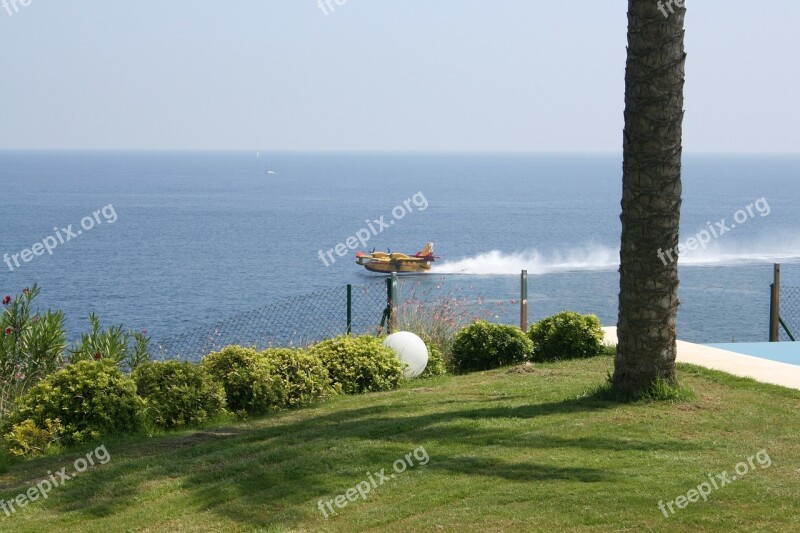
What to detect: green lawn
<box><xmin>1</xmin><ymin>356</ymin><xmax>799</xmax><ymax>532</ymax></box>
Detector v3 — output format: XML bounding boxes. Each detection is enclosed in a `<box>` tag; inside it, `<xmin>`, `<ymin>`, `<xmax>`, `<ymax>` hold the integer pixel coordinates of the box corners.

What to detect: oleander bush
<box><xmin>451</xmin><ymin>321</ymin><xmax>534</xmax><ymax>371</ymax></box>
<box><xmin>201</xmin><ymin>346</ymin><xmax>288</xmax><ymax>415</ymax></box>
<box><xmin>307</xmin><ymin>335</ymin><xmax>403</xmax><ymax>394</ymax></box>
<box><xmin>0</xmin><ymin>285</ymin><xmax>67</xmax><ymax>422</ymax></box>
<box><xmin>69</xmin><ymin>313</ymin><xmax>151</xmax><ymax>372</ymax></box>
<box><xmin>133</xmin><ymin>361</ymin><xmax>227</xmax><ymax>429</ymax></box>
<box><xmin>528</xmin><ymin>311</ymin><xmax>604</xmax><ymax>362</ymax></box>
<box><xmin>4</xmin><ymin>360</ymin><xmax>145</xmax><ymax>446</ymax></box>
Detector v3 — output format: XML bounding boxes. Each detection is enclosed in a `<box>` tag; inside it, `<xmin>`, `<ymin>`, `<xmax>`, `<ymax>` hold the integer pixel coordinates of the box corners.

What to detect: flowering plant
<box><xmin>396</xmin><ymin>278</ymin><xmax>511</xmax><ymax>365</ymax></box>
<box><xmin>69</xmin><ymin>314</ymin><xmax>151</xmax><ymax>373</ymax></box>
<box><xmin>0</xmin><ymin>285</ymin><xmax>66</xmax><ymax>422</ymax></box>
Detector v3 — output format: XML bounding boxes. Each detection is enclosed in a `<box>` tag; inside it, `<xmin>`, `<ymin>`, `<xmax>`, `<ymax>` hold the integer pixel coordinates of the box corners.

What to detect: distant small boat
<box><xmin>266</xmin><ymin>170</ymin><xmax>276</xmax><ymax>175</ymax></box>
<box><xmin>356</xmin><ymin>243</ymin><xmax>438</xmax><ymax>273</ymax></box>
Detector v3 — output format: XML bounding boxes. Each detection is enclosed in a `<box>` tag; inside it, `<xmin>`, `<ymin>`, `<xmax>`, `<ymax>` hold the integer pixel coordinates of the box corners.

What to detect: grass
<box><xmin>1</xmin><ymin>356</ymin><xmax>799</xmax><ymax>532</ymax></box>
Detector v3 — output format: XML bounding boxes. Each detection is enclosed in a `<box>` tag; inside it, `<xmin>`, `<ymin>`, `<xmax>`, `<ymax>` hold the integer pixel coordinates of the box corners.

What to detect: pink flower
<box><xmin>16</xmin><ymin>373</ymin><xmax>25</xmax><ymax>380</ymax></box>
<box><xmin>94</xmin><ymin>352</ymin><xmax>102</xmax><ymax>360</ymax></box>
<box><xmin>4</xmin><ymin>328</ymin><xmax>12</xmax><ymax>335</ymax></box>
<box><xmin>22</xmin><ymin>288</ymin><xmax>29</xmax><ymax>295</ymax></box>
<box><xmin>2</xmin><ymin>296</ymin><xmax>10</xmax><ymax>305</ymax></box>
<box><xmin>142</xmin><ymin>329</ymin><xmax>148</xmax><ymax>335</ymax></box>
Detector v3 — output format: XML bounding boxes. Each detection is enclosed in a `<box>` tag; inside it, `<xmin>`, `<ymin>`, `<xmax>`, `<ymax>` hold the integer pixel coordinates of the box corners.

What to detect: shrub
<box><xmin>5</xmin><ymin>360</ymin><xmax>145</xmax><ymax>446</ymax></box>
<box><xmin>308</xmin><ymin>335</ymin><xmax>403</xmax><ymax>394</ymax></box>
<box><xmin>260</xmin><ymin>348</ymin><xmax>333</xmax><ymax>408</ymax></box>
<box><xmin>69</xmin><ymin>314</ymin><xmax>151</xmax><ymax>372</ymax></box>
<box><xmin>3</xmin><ymin>418</ymin><xmax>64</xmax><ymax>457</ymax></box>
<box><xmin>201</xmin><ymin>346</ymin><xmax>287</xmax><ymax>415</ymax></box>
<box><xmin>133</xmin><ymin>361</ymin><xmax>227</xmax><ymax>429</ymax></box>
<box><xmin>601</xmin><ymin>343</ymin><xmax>617</xmax><ymax>356</ymax></box>
<box><xmin>0</xmin><ymin>285</ymin><xmax>67</xmax><ymax>421</ymax></box>
<box><xmin>528</xmin><ymin>311</ymin><xmax>604</xmax><ymax>362</ymax></box>
<box><xmin>451</xmin><ymin>321</ymin><xmax>534</xmax><ymax>371</ymax></box>
<box><xmin>419</xmin><ymin>335</ymin><xmax>448</xmax><ymax>377</ymax></box>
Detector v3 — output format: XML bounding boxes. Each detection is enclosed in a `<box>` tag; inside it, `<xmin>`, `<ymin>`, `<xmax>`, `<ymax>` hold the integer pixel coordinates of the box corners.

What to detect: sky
<box><xmin>0</xmin><ymin>1</ymin><xmax>798</xmax><ymax>153</ymax></box>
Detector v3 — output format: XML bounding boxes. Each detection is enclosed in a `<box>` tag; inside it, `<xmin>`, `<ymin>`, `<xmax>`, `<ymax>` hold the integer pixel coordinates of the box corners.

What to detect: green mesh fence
<box><xmin>155</xmin><ymin>281</ymin><xmax>389</xmax><ymax>362</ymax></box>
<box><xmin>780</xmin><ymin>286</ymin><xmax>800</xmax><ymax>341</ymax></box>
<box><xmin>394</xmin><ymin>277</ymin><xmax>518</xmax><ymax>340</ymax></box>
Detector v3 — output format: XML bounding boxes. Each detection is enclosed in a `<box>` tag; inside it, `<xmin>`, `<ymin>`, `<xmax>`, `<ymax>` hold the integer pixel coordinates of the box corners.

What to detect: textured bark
<box><xmin>613</xmin><ymin>0</ymin><xmax>686</xmax><ymax>395</ymax></box>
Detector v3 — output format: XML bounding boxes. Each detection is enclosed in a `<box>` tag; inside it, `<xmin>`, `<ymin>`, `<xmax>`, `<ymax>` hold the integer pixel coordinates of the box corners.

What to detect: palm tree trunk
<box><xmin>613</xmin><ymin>0</ymin><xmax>686</xmax><ymax>396</ymax></box>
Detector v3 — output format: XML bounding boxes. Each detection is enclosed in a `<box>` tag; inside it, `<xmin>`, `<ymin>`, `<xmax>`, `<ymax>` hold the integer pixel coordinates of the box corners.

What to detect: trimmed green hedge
<box><xmin>528</xmin><ymin>311</ymin><xmax>604</xmax><ymax>362</ymax></box>
<box><xmin>133</xmin><ymin>361</ymin><xmax>227</xmax><ymax>428</ymax></box>
<box><xmin>4</xmin><ymin>360</ymin><xmax>145</xmax><ymax>446</ymax></box>
<box><xmin>308</xmin><ymin>335</ymin><xmax>403</xmax><ymax>394</ymax></box>
<box><xmin>261</xmin><ymin>348</ymin><xmax>334</xmax><ymax>407</ymax></box>
<box><xmin>201</xmin><ymin>346</ymin><xmax>287</xmax><ymax>415</ymax></box>
<box><xmin>452</xmin><ymin>321</ymin><xmax>533</xmax><ymax>371</ymax></box>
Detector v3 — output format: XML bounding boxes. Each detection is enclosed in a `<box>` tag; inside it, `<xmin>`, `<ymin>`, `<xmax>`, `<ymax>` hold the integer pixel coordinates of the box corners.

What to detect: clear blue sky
<box><xmin>1</xmin><ymin>1</ymin><xmax>798</xmax><ymax>153</ymax></box>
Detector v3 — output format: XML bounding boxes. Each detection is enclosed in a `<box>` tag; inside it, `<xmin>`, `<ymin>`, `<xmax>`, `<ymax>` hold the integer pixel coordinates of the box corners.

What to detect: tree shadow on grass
<box><xmin>416</xmin><ymin>455</ymin><xmax>613</xmax><ymax>483</ymax></box>
<box><xmin>1</xmin><ymin>393</ymin><xmax>701</xmax><ymax>530</ymax></box>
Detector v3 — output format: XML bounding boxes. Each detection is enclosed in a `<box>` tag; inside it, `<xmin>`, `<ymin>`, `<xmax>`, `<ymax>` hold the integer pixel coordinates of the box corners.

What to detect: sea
<box><xmin>1</xmin><ymin>151</ymin><xmax>799</xmax><ymax>346</ymax></box>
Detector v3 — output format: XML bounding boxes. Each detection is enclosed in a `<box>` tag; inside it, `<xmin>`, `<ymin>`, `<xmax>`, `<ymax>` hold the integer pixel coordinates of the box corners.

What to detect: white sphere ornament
<box><xmin>383</xmin><ymin>331</ymin><xmax>428</xmax><ymax>379</ymax></box>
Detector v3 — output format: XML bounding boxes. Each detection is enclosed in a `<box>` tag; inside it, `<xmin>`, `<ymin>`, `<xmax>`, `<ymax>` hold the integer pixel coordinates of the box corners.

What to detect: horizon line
<box><xmin>1</xmin><ymin>148</ymin><xmax>799</xmax><ymax>157</ymax></box>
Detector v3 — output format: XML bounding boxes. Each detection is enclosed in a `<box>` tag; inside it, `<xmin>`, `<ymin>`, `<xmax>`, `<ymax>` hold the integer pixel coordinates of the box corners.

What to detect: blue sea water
<box><xmin>1</xmin><ymin>151</ymin><xmax>799</xmax><ymax>345</ymax></box>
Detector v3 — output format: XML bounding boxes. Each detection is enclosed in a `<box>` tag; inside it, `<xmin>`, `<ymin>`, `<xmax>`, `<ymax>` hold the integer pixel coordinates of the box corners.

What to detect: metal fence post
<box><xmin>390</xmin><ymin>273</ymin><xmax>398</xmax><ymax>333</ymax></box>
<box><xmin>520</xmin><ymin>270</ymin><xmax>528</xmax><ymax>333</ymax></box>
<box><xmin>769</xmin><ymin>263</ymin><xmax>781</xmax><ymax>342</ymax></box>
<box><xmin>346</xmin><ymin>284</ymin><xmax>352</xmax><ymax>335</ymax></box>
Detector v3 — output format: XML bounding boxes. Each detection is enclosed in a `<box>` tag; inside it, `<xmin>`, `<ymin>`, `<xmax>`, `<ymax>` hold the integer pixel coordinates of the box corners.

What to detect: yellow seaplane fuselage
<box><xmin>355</xmin><ymin>243</ymin><xmax>438</xmax><ymax>273</ymax></box>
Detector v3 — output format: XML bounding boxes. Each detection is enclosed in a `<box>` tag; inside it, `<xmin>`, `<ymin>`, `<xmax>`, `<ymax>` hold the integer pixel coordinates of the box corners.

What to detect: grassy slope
<box><xmin>1</xmin><ymin>356</ymin><xmax>799</xmax><ymax>532</ymax></box>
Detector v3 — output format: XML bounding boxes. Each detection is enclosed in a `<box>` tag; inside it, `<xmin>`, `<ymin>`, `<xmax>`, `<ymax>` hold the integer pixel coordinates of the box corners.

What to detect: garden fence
<box><xmin>154</xmin><ymin>273</ymin><xmax>529</xmax><ymax>362</ymax></box>
<box><xmin>776</xmin><ymin>286</ymin><xmax>800</xmax><ymax>342</ymax></box>
<box><xmin>769</xmin><ymin>263</ymin><xmax>799</xmax><ymax>341</ymax></box>
<box><xmin>155</xmin><ymin>280</ymin><xmax>391</xmax><ymax>362</ymax></box>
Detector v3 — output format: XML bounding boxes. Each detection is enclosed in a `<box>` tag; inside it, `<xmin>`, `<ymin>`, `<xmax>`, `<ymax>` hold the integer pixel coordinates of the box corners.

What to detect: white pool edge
<box><xmin>601</xmin><ymin>326</ymin><xmax>800</xmax><ymax>391</ymax></box>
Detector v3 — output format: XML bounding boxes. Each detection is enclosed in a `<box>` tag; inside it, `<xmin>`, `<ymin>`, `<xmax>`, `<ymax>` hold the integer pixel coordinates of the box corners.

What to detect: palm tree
<box><xmin>613</xmin><ymin>0</ymin><xmax>687</xmax><ymax>396</ymax></box>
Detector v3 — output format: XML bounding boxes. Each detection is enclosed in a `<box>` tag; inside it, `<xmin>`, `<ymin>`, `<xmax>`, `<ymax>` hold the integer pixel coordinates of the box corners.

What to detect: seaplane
<box><xmin>355</xmin><ymin>243</ymin><xmax>439</xmax><ymax>273</ymax></box>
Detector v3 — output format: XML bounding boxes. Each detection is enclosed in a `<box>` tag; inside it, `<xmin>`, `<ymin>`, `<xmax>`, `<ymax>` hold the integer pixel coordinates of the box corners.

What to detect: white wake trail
<box><xmin>433</xmin><ymin>241</ymin><xmax>800</xmax><ymax>275</ymax></box>
<box><xmin>433</xmin><ymin>246</ymin><xmax>619</xmax><ymax>275</ymax></box>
